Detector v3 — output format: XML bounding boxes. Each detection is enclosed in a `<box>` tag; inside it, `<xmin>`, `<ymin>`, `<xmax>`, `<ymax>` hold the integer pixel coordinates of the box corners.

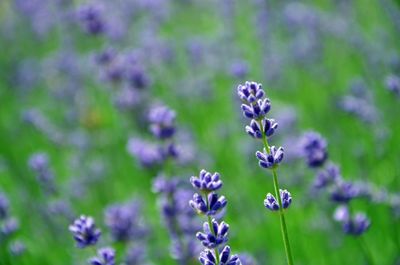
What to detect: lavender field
<box><xmin>0</xmin><ymin>1</ymin><xmax>400</xmax><ymax>264</ymax></box>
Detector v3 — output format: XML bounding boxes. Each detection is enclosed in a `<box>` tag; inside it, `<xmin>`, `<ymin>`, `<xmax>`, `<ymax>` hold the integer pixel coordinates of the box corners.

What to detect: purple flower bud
<box><xmin>280</xmin><ymin>189</ymin><xmax>292</xmax><ymax>209</ymax></box>
<box><xmin>330</xmin><ymin>181</ymin><xmax>357</xmax><ymax>203</ymax></box>
<box><xmin>76</xmin><ymin>4</ymin><xmax>105</xmax><ymax>35</ymax></box>
<box><xmin>333</xmin><ymin>205</ymin><xmax>350</xmax><ymax>223</ymax></box>
<box><xmin>264</xmin><ymin>189</ymin><xmax>292</xmax><ymax>211</ymax></box>
<box><xmin>255</xmin><ymin>146</ymin><xmax>284</xmax><ymax>169</ymax></box>
<box><xmin>313</xmin><ymin>163</ymin><xmax>341</xmax><ymax>189</ymax></box>
<box><xmin>69</xmin><ymin>215</ymin><xmax>101</xmax><ymax>248</ymax></box>
<box><xmin>148</xmin><ymin>105</ymin><xmax>176</xmax><ymax>140</ymax></box>
<box><xmin>190</xmin><ymin>169</ymin><xmax>223</xmax><ymax>192</ymax></box>
<box><xmin>127</xmin><ymin>138</ymin><xmax>165</xmax><ymax>168</ymax></box>
<box><xmin>338</xmin><ymin>212</ymin><xmax>371</xmax><ymax>236</ymax></box>
<box><xmin>126</xmin><ymin>65</ymin><xmax>151</xmax><ymax>89</ymax></box>
<box><xmin>189</xmin><ymin>193</ymin><xmax>208</xmax><ymax>215</ymax></box>
<box><xmin>89</xmin><ymin>247</ymin><xmax>115</xmax><ymax>265</ymax></box>
<box><xmin>245</xmin><ymin>119</ymin><xmax>278</xmax><ymax>139</ymax></box>
<box><xmin>196</xmin><ymin>219</ymin><xmax>229</xmax><ymax>248</ymax></box>
<box><xmin>264</xmin><ymin>193</ymin><xmax>279</xmax><ymax>211</ymax></box>
<box><xmin>301</xmin><ymin>131</ymin><xmax>328</xmax><ymax>168</ymax></box>
<box><xmin>385</xmin><ymin>74</ymin><xmax>400</xmax><ymax>97</ymax></box>
<box><xmin>237</xmin><ymin>81</ymin><xmax>265</xmax><ymax>104</ymax></box>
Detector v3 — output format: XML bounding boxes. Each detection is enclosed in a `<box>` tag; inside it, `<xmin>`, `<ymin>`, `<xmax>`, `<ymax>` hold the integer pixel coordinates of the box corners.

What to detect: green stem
<box><xmin>205</xmin><ymin>193</ymin><xmax>220</xmax><ymax>264</ymax></box>
<box><xmin>259</xmin><ymin>120</ymin><xmax>294</xmax><ymax>265</ymax></box>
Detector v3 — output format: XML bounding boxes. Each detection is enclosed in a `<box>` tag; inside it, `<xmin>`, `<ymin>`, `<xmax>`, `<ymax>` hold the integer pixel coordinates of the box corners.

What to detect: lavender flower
<box><xmin>190</xmin><ymin>169</ymin><xmax>223</xmax><ymax>192</ymax></box>
<box><xmin>77</xmin><ymin>4</ymin><xmax>105</xmax><ymax>35</ymax></box>
<box><xmin>236</xmin><ymin>81</ymin><xmax>293</xmax><ymax>264</ymax></box>
<box><xmin>189</xmin><ymin>193</ymin><xmax>227</xmax><ymax>216</ymax></box>
<box><xmin>238</xmin><ymin>82</ymin><xmax>271</xmax><ymax>120</ymax></box>
<box><xmin>301</xmin><ymin>131</ymin><xmax>328</xmax><ymax>168</ymax></box>
<box><xmin>264</xmin><ymin>189</ymin><xmax>292</xmax><ymax>211</ymax></box>
<box><xmin>255</xmin><ymin>146</ymin><xmax>284</xmax><ymax>169</ymax></box>
<box><xmin>330</xmin><ymin>181</ymin><xmax>357</xmax><ymax>203</ymax></box>
<box><xmin>199</xmin><ymin>246</ymin><xmax>242</xmax><ymax>265</ymax></box>
<box><xmin>343</xmin><ymin>213</ymin><xmax>371</xmax><ymax>236</ymax></box>
<box><xmin>333</xmin><ymin>205</ymin><xmax>350</xmax><ymax>223</ymax></box>
<box><xmin>0</xmin><ymin>192</ymin><xmax>9</xmax><ymax>220</ymax></box>
<box><xmin>148</xmin><ymin>104</ymin><xmax>176</xmax><ymax>140</ymax></box>
<box><xmin>190</xmin><ymin>169</ymin><xmax>241</xmax><ymax>264</ymax></box>
<box><xmin>334</xmin><ymin>206</ymin><xmax>370</xmax><ymax>236</ymax></box>
<box><xmin>245</xmin><ymin>119</ymin><xmax>278</xmax><ymax>139</ymax></box>
<box><xmin>313</xmin><ymin>163</ymin><xmax>341</xmax><ymax>189</ymax></box>
<box><xmin>263</xmin><ymin>193</ymin><xmax>279</xmax><ymax>211</ymax></box>
<box><xmin>127</xmin><ymin>138</ymin><xmax>165</xmax><ymax>168</ymax></box>
<box><xmin>385</xmin><ymin>74</ymin><xmax>400</xmax><ymax>96</ymax></box>
<box><xmin>89</xmin><ymin>247</ymin><xmax>115</xmax><ymax>265</ymax></box>
<box><xmin>126</xmin><ymin>65</ymin><xmax>151</xmax><ymax>89</ymax></box>
<box><xmin>69</xmin><ymin>215</ymin><xmax>101</xmax><ymax>248</ymax></box>
<box><xmin>196</xmin><ymin>220</ymin><xmax>229</xmax><ymax>248</ymax></box>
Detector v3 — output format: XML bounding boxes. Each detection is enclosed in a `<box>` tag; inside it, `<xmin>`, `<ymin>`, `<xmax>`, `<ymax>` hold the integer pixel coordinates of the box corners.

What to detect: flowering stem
<box><xmin>259</xmin><ymin>120</ymin><xmax>294</xmax><ymax>265</ymax></box>
<box><xmin>205</xmin><ymin>193</ymin><xmax>220</xmax><ymax>264</ymax></box>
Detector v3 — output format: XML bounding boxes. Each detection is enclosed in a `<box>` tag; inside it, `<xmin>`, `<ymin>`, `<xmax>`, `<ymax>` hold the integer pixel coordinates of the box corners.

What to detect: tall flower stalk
<box><xmin>189</xmin><ymin>169</ymin><xmax>242</xmax><ymax>265</ymax></box>
<box><xmin>237</xmin><ymin>81</ymin><xmax>294</xmax><ymax>265</ymax></box>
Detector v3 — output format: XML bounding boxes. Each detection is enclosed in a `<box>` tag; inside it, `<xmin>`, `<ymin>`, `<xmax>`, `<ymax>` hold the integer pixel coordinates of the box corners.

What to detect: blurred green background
<box><xmin>0</xmin><ymin>0</ymin><xmax>399</xmax><ymax>264</ymax></box>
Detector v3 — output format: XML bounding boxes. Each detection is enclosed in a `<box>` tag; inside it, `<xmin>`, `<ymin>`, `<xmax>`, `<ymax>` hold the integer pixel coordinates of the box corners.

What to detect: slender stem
<box><xmin>272</xmin><ymin>169</ymin><xmax>294</xmax><ymax>265</ymax></box>
<box><xmin>359</xmin><ymin>236</ymin><xmax>375</xmax><ymax>265</ymax></box>
<box><xmin>205</xmin><ymin>193</ymin><xmax>220</xmax><ymax>264</ymax></box>
<box><xmin>259</xmin><ymin>120</ymin><xmax>294</xmax><ymax>265</ymax></box>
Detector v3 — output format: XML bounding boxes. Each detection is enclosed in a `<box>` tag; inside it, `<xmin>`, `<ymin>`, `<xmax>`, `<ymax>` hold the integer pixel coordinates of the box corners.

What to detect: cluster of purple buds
<box><xmin>334</xmin><ymin>206</ymin><xmax>370</xmax><ymax>236</ymax></box>
<box><xmin>246</xmin><ymin>119</ymin><xmax>278</xmax><ymax>139</ymax></box>
<box><xmin>127</xmin><ymin>104</ymin><xmax>179</xmax><ymax>168</ymax></box>
<box><xmin>313</xmin><ymin>163</ymin><xmax>341</xmax><ymax>189</ymax></box>
<box><xmin>385</xmin><ymin>74</ymin><xmax>400</xmax><ymax>97</ymax></box>
<box><xmin>69</xmin><ymin>215</ymin><xmax>101</xmax><ymax>248</ymax></box>
<box><xmin>200</xmin><ymin>246</ymin><xmax>241</xmax><ymax>265</ymax></box>
<box><xmin>148</xmin><ymin>104</ymin><xmax>176</xmax><ymax>140</ymax></box>
<box><xmin>330</xmin><ymin>181</ymin><xmax>358</xmax><ymax>203</ymax></box>
<box><xmin>264</xmin><ymin>189</ymin><xmax>292</xmax><ymax>211</ymax></box>
<box><xmin>238</xmin><ymin>81</ymin><xmax>271</xmax><ymax>120</ymax></box>
<box><xmin>189</xmin><ymin>169</ymin><xmax>242</xmax><ymax>265</ymax></box>
<box><xmin>255</xmin><ymin>146</ymin><xmax>284</xmax><ymax>169</ymax></box>
<box><xmin>190</xmin><ymin>170</ymin><xmax>223</xmax><ymax>192</ymax></box>
<box><xmin>196</xmin><ymin>220</ymin><xmax>229</xmax><ymax>248</ymax></box>
<box><xmin>76</xmin><ymin>4</ymin><xmax>105</xmax><ymax>35</ymax></box>
<box><xmin>89</xmin><ymin>247</ymin><xmax>116</xmax><ymax>265</ymax></box>
<box><xmin>300</xmin><ymin>131</ymin><xmax>328</xmax><ymax>168</ymax></box>
<box><xmin>127</xmin><ymin>138</ymin><xmax>166</xmax><ymax>168</ymax></box>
